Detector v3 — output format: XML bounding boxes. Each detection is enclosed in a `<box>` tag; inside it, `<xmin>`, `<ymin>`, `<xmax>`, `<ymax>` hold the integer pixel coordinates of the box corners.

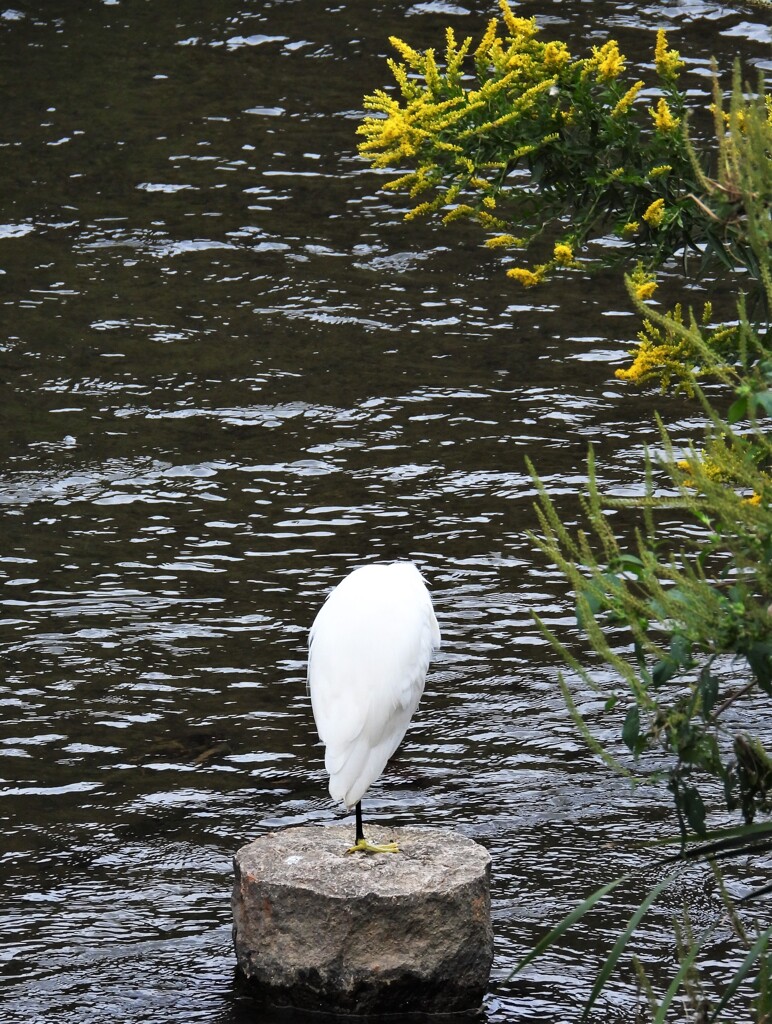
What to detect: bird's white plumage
<box><xmin>308</xmin><ymin>562</ymin><xmax>440</xmax><ymax>809</ymax></box>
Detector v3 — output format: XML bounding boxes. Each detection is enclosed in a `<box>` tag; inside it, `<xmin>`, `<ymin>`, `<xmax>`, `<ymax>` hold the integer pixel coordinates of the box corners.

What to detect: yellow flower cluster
<box><xmin>585</xmin><ymin>39</ymin><xmax>626</xmax><ymax>81</ymax></box>
<box><xmin>675</xmin><ymin>457</ymin><xmax>726</xmax><ymax>487</ymax></box>
<box><xmin>628</xmin><ymin>263</ymin><xmax>658</xmax><ymax>300</ymax></box>
<box><xmin>506</xmin><ymin>241</ymin><xmax>578</xmax><ymax>286</ymax></box>
<box><xmin>507</xmin><ymin>265</ymin><xmax>547</xmax><ymax>287</ymax></box>
<box><xmin>616</xmin><ymin>307</ymin><xmax>693</xmax><ymax>392</ymax></box>
<box><xmin>654</xmin><ymin>29</ymin><xmax>684</xmax><ymax>80</ymax></box>
<box><xmin>676</xmin><ymin>458</ymin><xmax>768</xmax><ymax>505</ymax></box>
<box><xmin>473</xmin><ymin>3</ymin><xmax>570</xmax><ymax>84</ymax></box>
<box><xmin>613</xmin><ymin>298</ymin><xmax>737</xmax><ymax>395</ymax></box>
<box><xmin>650</xmin><ymin>97</ymin><xmax>681</xmax><ymax>132</ymax></box>
<box><xmin>612</xmin><ymin>80</ymin><xmax>644</xmax><ymax>117</ymax></box>
<box><xmin>485</xmin><ymin>233</ymin><xmax>526</xmax><ymax>248</ymax></box>
<box><xmin>643</xmin><ymin>198</ymin><xmax>666</xmax><ymax>228</ymax></box>
<box><xmin>616</xmin><ymin>341</ymin><xmax>682</xmax><ymax>387</ymax></box>
<box><xmin>357</xmin><ymin>3</ymin><xmax>693</xmax><ymax>289</ymax></box>
<box><xmin>357</xmin><ymin>0</ymin><xmax>583</xmax><ymax>228</ymax></box>
<box><xmin>553</xmin><ymin>241</ymin><xmax>575</xmax><ymax>265</ymax></box>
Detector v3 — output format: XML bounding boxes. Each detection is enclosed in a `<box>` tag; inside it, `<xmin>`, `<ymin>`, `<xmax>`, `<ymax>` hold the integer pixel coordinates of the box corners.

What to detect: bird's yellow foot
<box><xmin>346</xmin><ymin>838</ymin><xmax>400</xmax><ymax>855</ymax></box>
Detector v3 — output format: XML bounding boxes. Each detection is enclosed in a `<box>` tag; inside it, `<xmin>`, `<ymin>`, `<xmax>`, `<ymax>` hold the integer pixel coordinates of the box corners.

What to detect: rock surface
<box><xmin>232</xmin><ymin>824</ymin><xmax>493</xmax><ymax>1014</ymax></box>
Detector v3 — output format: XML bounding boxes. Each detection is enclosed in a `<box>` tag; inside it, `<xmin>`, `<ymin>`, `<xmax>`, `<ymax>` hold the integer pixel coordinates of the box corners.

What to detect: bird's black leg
<box><xmin>346</xmin><ymin>799</ymin><xmax>399</xmax><ymax>855</ymax></box>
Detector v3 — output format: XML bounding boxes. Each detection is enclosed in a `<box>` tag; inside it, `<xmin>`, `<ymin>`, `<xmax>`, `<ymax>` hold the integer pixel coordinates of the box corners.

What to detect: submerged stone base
<box><xmin>232</xmin><ymin>824</ymin><xmax>493</xmax><ymax>1015</ymax></box>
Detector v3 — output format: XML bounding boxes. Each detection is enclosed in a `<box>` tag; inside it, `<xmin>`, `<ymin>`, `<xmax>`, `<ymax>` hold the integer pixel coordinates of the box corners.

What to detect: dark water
<box><xmin>0</xmin><ymin>1</ymin><xmax>769</xmax><ymax>1021</ymax></box>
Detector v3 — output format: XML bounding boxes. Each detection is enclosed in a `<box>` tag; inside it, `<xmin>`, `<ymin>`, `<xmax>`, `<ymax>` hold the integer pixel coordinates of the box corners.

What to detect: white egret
<box><xmin>308</xmin><ymin>561</ymin><xmax>441</xmax><ymax>854</ymax></box>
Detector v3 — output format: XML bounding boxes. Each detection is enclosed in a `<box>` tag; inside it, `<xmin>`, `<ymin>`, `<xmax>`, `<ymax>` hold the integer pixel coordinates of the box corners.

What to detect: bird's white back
<box><xmin>308</xmin><ymin>562</ymin><xmax>440</xmax><ymax>808</ymax></box>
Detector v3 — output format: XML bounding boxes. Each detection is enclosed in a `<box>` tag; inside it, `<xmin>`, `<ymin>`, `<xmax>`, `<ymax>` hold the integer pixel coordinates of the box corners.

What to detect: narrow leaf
<box><xmin>622</xmin><ymin>705</ymin><xmax>640</xmax><ymax>752</ymax></box>
<box><xmin>654</xmin><ymin>934</ymin><xmax>707</xmax><ymax>1024</ymax></box>
<box><xmin>580</xmin><ymin>872</ymin><xmax>678</xmax><ymax>1022</ymax></box>
<box><xmin>683</xmin><ymin>786</ymin><xmax>707</xmax><ymax>835</ymax></box>
<box><xmin>697</xmin><ymin>667</ymin><xmax>719</xmax><ymax>718</ymax></box>
<box><xmin>708</xmin><ymin>925</ymin><xmax>772</xmax><ymax>1022</ymax></box>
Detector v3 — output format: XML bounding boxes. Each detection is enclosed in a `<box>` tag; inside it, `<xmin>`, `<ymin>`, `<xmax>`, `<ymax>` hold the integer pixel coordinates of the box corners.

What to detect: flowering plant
<box><xmin>358</xmin><ymin>8</ymin><xmax>772</xmax><ymax>1016</ymax></box>
<box><xmin>358</xmin><ymin>1</ymin><xmax>696</xmax><ymax>284</ymax></box>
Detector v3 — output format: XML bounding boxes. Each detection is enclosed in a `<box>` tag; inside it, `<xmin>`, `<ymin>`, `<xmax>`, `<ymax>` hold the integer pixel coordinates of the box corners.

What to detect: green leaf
<box><xmin>652</xmin><ymin>657</ymin><xmax>678</xmax><ymax>687</ymax></box>
<box><xmin>728</xmin><ymin>395</ymin><xmax>748</xmax><ymax>424</ymax></box>
<box><xmin>622</xmin><ymin>705</ymin><xmax>643</xmax><ymax>755</ymax></box>
<box><xmin>682</xmin><ymin>785</ymin><xmax>707</xmax><ymax>835</ymax></box>
<box><xmin>652</xmin><ymin>635</ymin><xmax>692</xmax><ymax>687</ymax></box>
<box><xmin>653</xmin><ymin>934</ymin><xmax>707</xmax><ymax>1024</ymax></box>
<box><xmin>747</xmin><ymin>642</ymin><xmax>772</xmax><ymax>696</ymax></box>
<box><xmin>754</xmin><ymin>390</ymin><xmax>772</xmax><ymax>416</ymax></box>
<box><xmin>697</xmin><ymin>667</ymin><xmax>719</xmax><ymax>718</ymax></box>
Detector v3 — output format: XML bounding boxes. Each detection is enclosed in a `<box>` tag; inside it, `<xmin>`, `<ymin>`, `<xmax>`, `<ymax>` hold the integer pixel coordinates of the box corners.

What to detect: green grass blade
<box><xmin>580</xmin><ymin>871</ymin><xmax>678</xmax><ymax>1022</ymax></box>
<box><xmin>509</xmin><ymin>875</ymin><xmax>627</xmax><ymax>979</ymax></box>
<box><xmin>654</xmin><ymin>932</ymin><xmax>709</xmax><ymax>1024</ymax></box>
<box><xmin>708</xmin><ymin>925</ymin><xmax>772</xmax><ymax>1022</ymax></box>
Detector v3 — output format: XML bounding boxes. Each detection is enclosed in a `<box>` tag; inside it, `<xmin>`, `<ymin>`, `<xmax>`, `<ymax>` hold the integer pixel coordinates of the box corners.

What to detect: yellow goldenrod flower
<box><xmin>485</xmin><ymin>234</ymin><xmax>525</xmax><ymax>248</ymax></box>
<box><xmin>474</xmin><ymin>18</ymin><xmax>498</xmax><ymax>61</ymax></box>
<box><xmin>616</xmin><ymin>302</ymin><xmax>697</xmax><ymax>392</ymax></box>
<box><xmin>743</xmin><ymin>492</ymin><xmax>762</xmax><ymax>506</ymax></box>
<box><xmin>628</xmin><ymin>263</ymin><xmax>658</xmax><ymax>300</ymax></box>
<box><xmin>388</xmin><ymin>35</ymin><xmax>426</xmax><ymax>71</ymax></box>
<box><xmin>648</xmin><ymin>164</ymin><xmax>672</xmax><ymax>178</ymax></box>
<box><xmin>456</xmin><ymin>78</ymin><xmax>557</xmax><ymax>140</ymax></box>
<box><xmin>636</xmin><ymin>281</ymin><xmax>658</xmax><ymax>300</ymax></box>
<box><xmin>553</xmin><ymin>242</ymin><xmax>574</xmax><ymax>265</ymax></box>
<box><xmin>702</xmin><ymin>300</ymin><xmax>713</xmax><ymax>324</ymax></box>
<box><xmin>405</xmin><ymin>197</ymin><xmax>444</xmax><ymax>221</ymax></box>
<box><xmin>507</xmin><ymin>265</ymin><xmax>546</xmax><ymax>287</ymax></box>
<box><xmin>654</xmin><ymin>29</ymin><xmax>684</xmax><ymax>81</ymax></box>
<box><xmin>650</xmin><ymin>97</ymin><xmax>681</xmax><ymax>132</ymax></box>
<box><xmin>642</xmin><ymin>198</ymin><xmax>666</xmax><ymax>228</ymax></box>
<box><xmin>423</xmin><ymin>49</ymin><xmax>442</xmax><ymax>93</ymax></box>
<box><xmin>615</xmin><ymin>341</ymin><xmax>669</xmax><ymax>383</ymax></box>
<box><xmin>499</xmin><ymin>2</ymin><xmax>537</xmax><ymax>42</ymax></box>
<box><xmin>622</xmin><ymin>221</ymin><xmax>640</xmax><ymax>236</ymax></box>
<box><xmin>477</xmin><ymin>209</ymin><xmax>508</xmax><ymax>230</ymax></box>
<box><xmin>383</xmin><ymin>171</ymin><xmax>419</xmax><ymax>193</ymax></box>
<box><xmin>612</xmin><ymin>80</ymin><xmax>644</xmax><ymax>117</ymax></box>
<box><xmin>386</xmin><ymin>58</ymin><xmax>416</xmax><ymax>99</ymax></box>
<box><xmin>587</xmin><ymin>39</ymin><xmax>626</xmax><ymax>81</ymax></box>
<box><xmin>543</xmin><ymin>40</ymin><xmax>571</xmax><ymax>70</ymax></box>
<box><xmin>444</xmin><ymin>27</ymin><xmax>472</xmax><ymax>84</ymax></box>
<box><xmin>675</xmin><ymin>459</ymin><xmax>696</xmax><ymax>487</ymax></box>
<box><xmin>482</xmin><ymin>196</ymin><xmax>496</xmax><ymax>209</ymax></box>
<box><xmin>443</xmin><ymin>204</ymin><xmax>475</xmax><ymax>224</ymax></box>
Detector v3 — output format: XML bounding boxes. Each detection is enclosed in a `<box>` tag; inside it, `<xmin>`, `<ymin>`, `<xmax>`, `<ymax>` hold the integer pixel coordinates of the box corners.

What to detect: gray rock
<box><xmin>232</xmin><ymin>824</ymin><xmax>493</xmax><ymax>1014</ymax></box>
